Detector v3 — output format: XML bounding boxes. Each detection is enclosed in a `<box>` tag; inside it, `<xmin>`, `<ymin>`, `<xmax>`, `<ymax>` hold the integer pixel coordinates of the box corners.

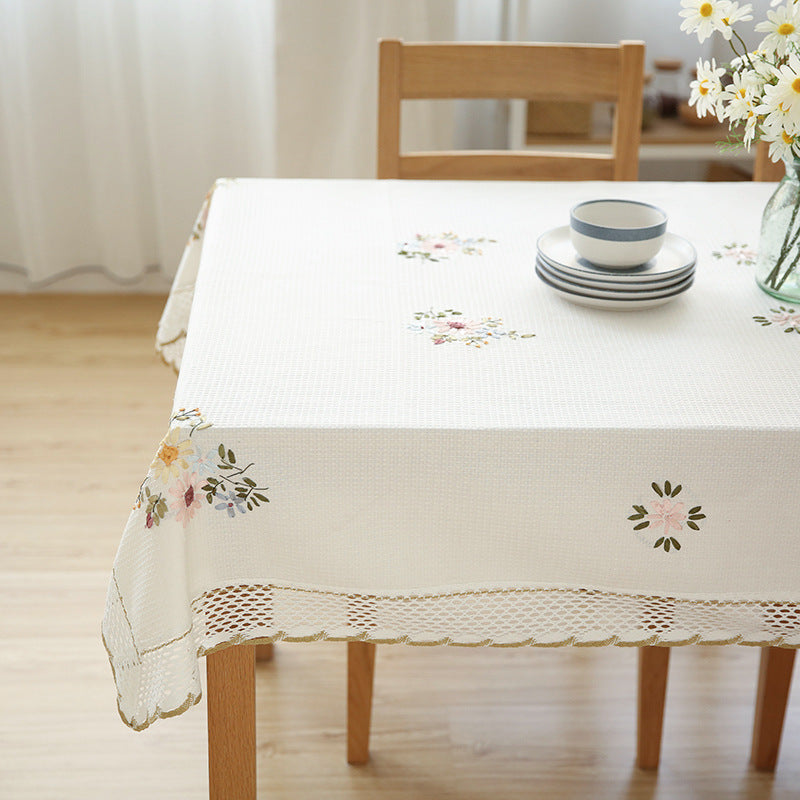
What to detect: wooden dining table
<box><xmin>103</xmin><ymin>178</ymin><xmax>798</xmax><ymax>799</ymax></box>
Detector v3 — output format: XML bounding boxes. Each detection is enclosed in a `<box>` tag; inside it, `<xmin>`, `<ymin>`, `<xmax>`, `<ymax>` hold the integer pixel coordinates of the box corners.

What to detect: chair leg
<box><xmin>751</xmin><ymin>647</ymin><xmax>796</xmax><ymax>772</ymax></box>
<box><xmin>347</xmin><ymin>641</ymin><xmax>376</xmax><ymax>765</ymax></box>
<box><xmin>207</xmin><ymin>645</ymin><xmax>257</xmax><ymax>800</ymax></box>
<box><xmin>255</xmin><ymin>643</ymin><xmax>274</xmax><ymax>662</ymax></box>
<box><xmin>637</xmin><ymin>645</ymin><xmax>670</xmax><ymax>770</ymax></box>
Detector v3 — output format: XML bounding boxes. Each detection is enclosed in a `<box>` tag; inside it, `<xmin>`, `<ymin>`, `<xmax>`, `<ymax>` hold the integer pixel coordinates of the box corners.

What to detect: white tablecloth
<box><xmin>105</xmin><ymin>178</ymin><xmax>800</xmax><ymax>732</ymax></box>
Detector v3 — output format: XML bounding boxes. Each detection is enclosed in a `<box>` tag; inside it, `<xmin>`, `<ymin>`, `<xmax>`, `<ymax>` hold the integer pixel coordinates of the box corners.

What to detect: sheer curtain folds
<box><xmin>0</xmin><ymin>0</ymin><xmax>458</xmax><ymax>285</ymax></box>
<box><xmin>0</xmin><ymin>0</ymin><xmax>276</xmax><ymax>284</ymax></box>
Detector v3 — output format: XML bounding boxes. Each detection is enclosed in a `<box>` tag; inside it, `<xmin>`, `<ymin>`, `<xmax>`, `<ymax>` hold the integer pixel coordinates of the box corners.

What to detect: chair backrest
<box><xmin>377</xmin><ymin>39</ymin><xmax>645</xmax><ymax>182</ymax></box>
<box><xmin>753</xmin><ymin>141</ymin><xmax>785</xmax><ymax>182</ymax></box>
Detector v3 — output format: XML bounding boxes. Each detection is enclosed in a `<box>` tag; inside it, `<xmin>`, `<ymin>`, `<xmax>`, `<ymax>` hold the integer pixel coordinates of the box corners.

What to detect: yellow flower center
<box><xmin>782</xmin><ymin>130</ymin><xmax>795</xmax><ymax>144</ymax></box>
<box><xmin>792</xmin><ymin>77</ymin><xmax>800</xmax><ymax>93</ymax></box>
<box><xmin>158</xmin><ymin>443</ymin><xmax>179</xmax><ymax>466</ymax></box>
<box><xmin>738</xmin><ymin>88</ymin><xmax>746</xmax><ymax>98</ymax></box>
<box><xmin>722</xmin><ymin>17</ymin><xmax>730</xmax><ymax>25</ymax></box>
<box><xmin>779</xmin><ymin>22</ymin><xmax>795</xmax><ymax>36</ymax></box>
<box><xmin>699</xmin><ymin>82</ymin><xmax>709</xmax><ymax>96</ymax></box>
<box><xmin>699</xmin><ymin>3</ymin><xmax>713</xmax><ymax>17</ymax></box>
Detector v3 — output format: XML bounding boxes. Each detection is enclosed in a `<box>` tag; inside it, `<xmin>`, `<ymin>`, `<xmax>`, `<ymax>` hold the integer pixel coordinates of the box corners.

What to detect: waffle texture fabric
<box><xmin>107</xmin><ymin>178</ymin><xmax>800</xmax><ymax>731</ymax></box>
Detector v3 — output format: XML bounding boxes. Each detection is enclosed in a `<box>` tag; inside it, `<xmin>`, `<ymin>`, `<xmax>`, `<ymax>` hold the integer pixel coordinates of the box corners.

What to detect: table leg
<box><xmin>637</xmin><ymin>645</ymin><xmax>670</xmax><ymax>770</ymax></box>
<box><xmin>347</xmin><ymin>641</ymin><xmax>376</xmax><ymax>765</ymax></box>
<box><xmin>751</xmin><ymin>647</ymin><xmax>796</xmax><ymax>772</ymax></box>
<box><xmin>207</xmin><ymin>644</ymin><xmax>257</xmax><ymax>800</ymax></box>
<box><xmin>255</xmin><ymin>643</ymin><xmax>274</xmax><ymax>662</ymax></box>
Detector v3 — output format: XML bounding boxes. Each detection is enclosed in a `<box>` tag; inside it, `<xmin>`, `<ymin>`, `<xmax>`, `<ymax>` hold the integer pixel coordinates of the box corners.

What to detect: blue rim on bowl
<box><xmin>570</xmin><ymin>199</ymin><xmax>668</xmax><ymax>242</ymax></box>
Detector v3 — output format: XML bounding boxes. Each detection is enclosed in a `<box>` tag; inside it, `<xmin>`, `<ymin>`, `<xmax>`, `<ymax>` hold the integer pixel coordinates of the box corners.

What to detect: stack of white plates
<box><xmin>536</xmin><ymin>226</ymin><xmax>697</xmax><ymax>310</ymax></box>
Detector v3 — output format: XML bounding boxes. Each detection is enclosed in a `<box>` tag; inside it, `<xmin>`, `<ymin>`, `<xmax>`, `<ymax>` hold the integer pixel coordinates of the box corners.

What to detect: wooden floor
<box><xmin>1</xmin><ymin>294</ymin><xmax>798</xmax><ymax>799</ymax></box>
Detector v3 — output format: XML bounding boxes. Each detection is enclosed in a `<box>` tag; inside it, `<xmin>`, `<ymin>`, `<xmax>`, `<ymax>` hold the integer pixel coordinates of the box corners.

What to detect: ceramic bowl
<box><xmin>569</xmin><ymin>199</ymin><xmax>667</xmax><ymax>268</ymax></box>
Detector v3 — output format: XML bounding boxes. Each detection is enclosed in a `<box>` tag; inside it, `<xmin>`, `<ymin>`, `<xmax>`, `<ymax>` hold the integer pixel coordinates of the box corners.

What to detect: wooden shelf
<box><xmin>526</xmin><ymin>115</ymin><xmax>731</xmax><ymax>148</ymax></box>
<box><xmin>523</xmin><ymin>112</ymin><xmax>749</xmax><ymax>164</ymax></box>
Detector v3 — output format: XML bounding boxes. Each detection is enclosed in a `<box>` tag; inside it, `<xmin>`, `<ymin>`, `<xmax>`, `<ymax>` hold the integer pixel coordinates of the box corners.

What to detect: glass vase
<box><xmin>756</xmin><ymin>158</ymin><xmax>800</xmax><ymax>303</ymax></box>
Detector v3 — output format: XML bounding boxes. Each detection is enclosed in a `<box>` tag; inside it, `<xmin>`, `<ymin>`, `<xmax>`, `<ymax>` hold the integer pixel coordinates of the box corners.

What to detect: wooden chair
<box><xmin>348</xmin><ymin>36</ymin><xmax>648</xmax><ymax>768</ymax></box>
<box><xmin>753</xmin><ymin>140</ymin><xmax>785</xmax><ymax>183</ymax></box>
<box><xmin>377</xmin><ymin>38</ymin><xmax>646</xmax><ymax>181</ymax></box>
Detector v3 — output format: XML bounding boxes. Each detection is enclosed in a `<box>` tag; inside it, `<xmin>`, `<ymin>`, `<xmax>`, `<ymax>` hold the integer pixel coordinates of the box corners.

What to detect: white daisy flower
<box><xmin>723</xmin><ymin>72</ymin><xmax>758</xmax><ymax>125</ymax></box>
<box><xmin>742</xmin><ymin>107</ymin><xmax>760</xmax><ymax>146</ymax></box>
<box><xmin>719</xmin><ymin>2</ymin><xmax>754</xmax><ymax>39</ymax></box>
<box><xmin>759</xmin><ymin>101</ymin><xmax>798</xmax><ymax>141</ymax></box>
<box><xmin>689</xmin><ymin>58</ymin><xmax>726</xmax><ymax>119</ymax></box>
<box><xmin>723</xmin><ymin>69</ymin><xmax>759</xmax><ymax>103</ymax></box>
<box><xmin>731</xmin><ymin>51</ymin><xmax>775</xmax><ymax>81</ymax></box>
<box><xmin>760</xmin><ymin>54</ymin><xmax>800</xmax><ymax>125</ymax></box>
<box><xmin>755</xmin><ymin>3</ymin><xmax>800</xmax><ymax>57</ymax></box>
<box><xmin>765</xmin><ymin>126</ymin><xmax>799</xmax><ymax>161</ymax></box>
<box><xmin>680</xmin><ymin>0</ymin><xmax>733</xmax><ymax>42</ymax></box>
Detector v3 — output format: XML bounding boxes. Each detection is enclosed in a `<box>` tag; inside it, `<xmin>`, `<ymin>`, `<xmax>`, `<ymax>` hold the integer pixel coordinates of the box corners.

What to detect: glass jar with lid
<box><xmin>653</xmin><ymin>58</ymin><xmax>684</xmax><ymax>118</ymax></box>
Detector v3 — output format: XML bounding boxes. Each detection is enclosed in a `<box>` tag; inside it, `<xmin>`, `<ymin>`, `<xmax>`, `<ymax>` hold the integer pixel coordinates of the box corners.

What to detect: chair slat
<box><xmin>378</xmin><ymin>39</ymin><xmax>402</xmax><ymax>179</ymax></box>
<box><xmin>399</xmin><ymin>151</ymin><xmax>614</xmax><ymax>181</ymax></box>
<box><xmin>400</xmin><ymin>43</ymin><xmax>621</xmax><ymax>102</ymax></box>
<box><xmin>753</xmin><ymin>141</ymin><xmax>784</xmax><ymax>182</ymax></box>
<box><xmin>612</xmin><ymin>40</ymin><xmax>645</xmax><ymax>180</ymax></box>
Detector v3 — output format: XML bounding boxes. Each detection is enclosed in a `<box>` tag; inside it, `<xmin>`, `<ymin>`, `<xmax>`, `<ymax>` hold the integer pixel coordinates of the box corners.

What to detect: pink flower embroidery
<box><xmin>169</xmin><ymin>471</ymin><xmax>203</xmax><ymax>527</ymax></box>
<box><xmin>753</xmin><ymin>306</ymin><xmax>800</xmax><ymax>333</ymax></box>
<box><xmin>646</xmin><ymin>499</ymin><xmax>687</xmax><ymax>535</ymax></box>
<box><xmin>432</xmin><ymin>317</ymin><xmax>481</xmax><ymax>334</ymax></box>
<box><xmin>398</xmin><ymin>233</ymin><xmax>496</xmax><ymax>261</ymax></box>
<box><xmin>770</xmin><ymin>309</ymin><xmax>800</xmax><ymax>327</ymax></box>
<box><xmin>419</xmin><ymin>238</ymin><xmax>460</xmax><ymax>254</ymax></box>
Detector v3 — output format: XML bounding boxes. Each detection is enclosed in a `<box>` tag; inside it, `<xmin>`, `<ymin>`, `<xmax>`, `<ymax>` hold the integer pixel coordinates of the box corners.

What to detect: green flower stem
<box><xmin>222</xmin><ymin>462</ymin><xmax>254</xmax><ymax>478</ymax></box>
<box><xmin>765</xmin><ymin>190</ymin><xmax>800</xmax><ymax>288</ymax></box>
<box><xmin>775</xmin><ymin>250</ymin><xmax>800</xmax><ymax>290</ymax></box>
<box><xmin>776</xmin><ymin>185</ymin><xmax>800</xmax><ymax>254</ymax></box>
<box><xmin>732</xmin><ymin>30</ymin><xmax>753</xmax><ymax>69</ymax></box>
<box><xmin>214</xmin><ymin>462</ymin><xmax>255</xmax><ymax>491</ymax></box>
<box><xmin>766</xmin><ymin>223</ymin><xmax>800</xmax><ymax>288</ymax></box>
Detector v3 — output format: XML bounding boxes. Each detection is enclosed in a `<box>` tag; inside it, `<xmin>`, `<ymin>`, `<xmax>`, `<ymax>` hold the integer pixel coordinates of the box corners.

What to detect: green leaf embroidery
<box><xmin>630</xmin><ymin>480</ymin><xmax>703</xmax><ymax>553</ymax></box>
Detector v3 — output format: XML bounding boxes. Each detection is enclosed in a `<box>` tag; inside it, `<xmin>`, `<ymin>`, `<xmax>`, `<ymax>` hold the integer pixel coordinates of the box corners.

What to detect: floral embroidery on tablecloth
<box><xmin>398</xmin><ymin>232</ymin><xmax>496</xmax><ymax>261</ymax></box>
<box><xmin>753</xmin><ymin>305</ymin><xmax>800</xmax><ymax>334</ymax></box>
<box><xmin>711</xmin><ymin>242</ymin><xmax>757</xmax><ymax>266</ymax></box>
<box><xmin>135</xmin><ymin>407</ymin><xmax>269</xmax><ymax>528</ymax></box>
<box><xmin>408</xmin><ymin>309</ymin><xmax>535</xmax><ymax>347</ymax></box>
<box><xmin>628</xmin><ymin>481</ymin><xmax>705</xmax><ymax>552</ymax></box>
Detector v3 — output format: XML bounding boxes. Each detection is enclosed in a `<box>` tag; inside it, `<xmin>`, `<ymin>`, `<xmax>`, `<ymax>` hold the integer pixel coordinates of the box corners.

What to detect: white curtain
<box><xmin>276</xmin><ymin>1</ymin><xmax>455</xmax><ymax>178</ymax></box>
<box><xmin>0</xmin><ymin>0</ymin><xmax>276</xmax><ymax>284</ymax></box>
<box><xmin>0</xmin><ymin>0</ymin><xmax>455</xmax><ymax>285</ymax></box>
